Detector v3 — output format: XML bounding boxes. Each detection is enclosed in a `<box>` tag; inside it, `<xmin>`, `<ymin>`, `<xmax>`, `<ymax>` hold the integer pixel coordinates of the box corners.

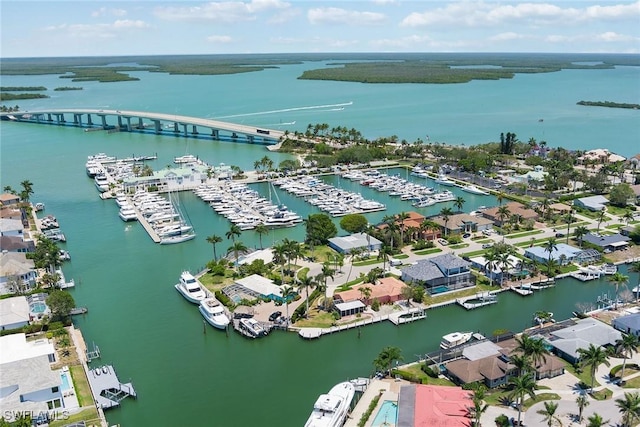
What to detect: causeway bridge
<box><xmin>0</xmin><ymin>109</ymin><xmax>284</xmax><ymax>144</ymax></box>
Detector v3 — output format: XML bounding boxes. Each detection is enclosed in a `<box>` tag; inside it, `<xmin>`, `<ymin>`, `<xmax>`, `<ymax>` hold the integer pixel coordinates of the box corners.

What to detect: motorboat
<box><xmin>199</xmin><ymin>298</ymin><xmax>230</xmax><ymax>329</ymax></box>
<box><xmin>304</xmin><ymin>381</ymin><xmax>355</xmax><ymax>427</ymax></box>
<box><xmin>118</xmin><ymin>207</ymin><xmax>138</xmax><ymax>222</ymax></box>
<box><xmin>174</xmin><ymin>154</ymin><xmax>199</xmax><ymax>164</ymax></box>
<box><xmin>159</xmin><ymin>233</ymin><xmax>196</xmax><ymax>245</ymax></box>
<box><xmin>434</xmin><ymin>173</ymin><xmax>455</xmax><ymax>186</ymax></box>
<box><xmin>462</xmin><ymin>185</ymin><xmax>489</xmax><ymax>195</ymax></box>
<box><xmin>440</xmin><ymin>331</ymin><xmax>473</xmax><ymax>350</ymax></box>
<box><xmin>175</xmin><ymin>271</ymin><xmax>208</xmax><ymax>304</ymax></box>
<box><xmin>94</xmin><ymin>174</ymin><xmax>110</xmax><ymax>192</ymax></box>
<box><xmin>238</xmin><ymin>318</ymin><xmax>267</xmax><ymax>338</ymax></box>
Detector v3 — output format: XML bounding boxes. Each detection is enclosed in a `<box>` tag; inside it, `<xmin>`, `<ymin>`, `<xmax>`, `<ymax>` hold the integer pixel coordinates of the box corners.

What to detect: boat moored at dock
<box><xmin>199</xmin><ymin>297</ymin><xmax>231</xmax><ymax>329</ymax></box>
<box><xmin>175</xmin><ymin>271</ymin><xmax>208</xmax><ymax>304</ymax></box>
<box><xmin>304</xmin><ymin>381</ymin><xmax>355</xmax><ymax>427</ymax></box>
<box><xmin>440</xmin><ymin>331</ymin><xmax>473</xmax><ymax>350</ymax></box>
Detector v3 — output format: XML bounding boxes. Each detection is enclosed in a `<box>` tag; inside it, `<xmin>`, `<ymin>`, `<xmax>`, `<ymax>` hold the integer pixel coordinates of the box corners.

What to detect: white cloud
<box><xmin>113</xmin><ymin>20</ymin><xmax>149</xmax><ymax>29</ymax></box>
<box><xmin>91</xmin><ymin>7</ymin><xmax>127</xmax><ymax>18</ymax></box>
<box><xmin>595</xmin><ymin>31</ymin><xmax>637</xmax><ymax>42</ymax></box>
<box><xmin>206</xmin><ymin>35</ymin><xmax>233</xmax><ymax>43</ymax></box>
<box><xmin>154</xmin><ymin>0</ymin><xmax>290</xmax><ymax>23</ymax></box>
<box><xmin>372</xmin><ymin>34</ymin><xmax>432</xmax><ymax>48</ymax></box>
<box><xmin>42</xmin><ymin>19</ymin><xmax>149</xmax><ymax>40</ymax></box>
<box><xmin>401</xmin><ymin>1</ymin><xmax>640</xmax><ymax>28</ymax></box>
<box><xmin>308</xmin><ymin>7</ymin><xmax>386</xmax><ymax>25</ymax></box>
<box><xmin>489</xmin><ymin>32</ymin><xmax>526</xmax><ymax>41</ymax></box>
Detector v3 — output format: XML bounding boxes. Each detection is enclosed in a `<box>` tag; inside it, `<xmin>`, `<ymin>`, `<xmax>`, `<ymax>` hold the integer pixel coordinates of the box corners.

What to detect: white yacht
<box><xmin>440</xmin><ymin>331</ymin><xmax>473</xmax><ymax>350</ymax></box>
<box><xmin>174</xmin><ymin>154</ymin><xmax>199</xmax><ymax>164</ymax></box>
<box><xmin>174</xmin><ymin>271</ymin><xmax>208</xmax><ymax>304</ymax></box>
<box><xmin>462</xmin><ymin>185</ymin><xmax>489</xmax><ymax>195</ymax></box>
<box><xmin>238</xmin><ymin>318</ymin><xmax>267</xmax><ymax>338</ymax></box>
<box><xmin>199</xmin><ymin>298</ymin><xmax>230</xmax><ymax>329</ymax></box>
<box><xmin>118</xmin><ymin>207</ymin><xmax>138</xmax><ymax>222</ymax></box>
<box><xmin>304</xmin><ymin>381</ymin><xmax>355</xmax><ymax>427</ymax></box>
<box><xmin>434</xmin><ymin>173</ymin><xmax>455</xmax><ymax>186</ymax></box>
<box><xmin>94</xmin><ymin>174</ymin><xmax>110</xmax><ymax>192</ymax></box>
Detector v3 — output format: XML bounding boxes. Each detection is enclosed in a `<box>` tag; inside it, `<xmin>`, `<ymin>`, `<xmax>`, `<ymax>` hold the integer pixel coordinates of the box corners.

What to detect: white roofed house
<box><xmin>573</xmin><ymin>195</ymin><xmax>609</xmax><ymax>212</ymax></box>
<box><xmin>327</xmin><ymin>233</ymin><xmax>382</xmax><ymax>254</ymax></box>
<box><xmin>0</xmin><ymin>296</ymin><xmax>30</xmax><ymax>330</ymax></box>
<box><xmin>0</xmin><ymin>218</ymin><xmax>24</xmax><ymax>238</ymax></box>
<box><xmin>223</xmin><ymin>274</ymin><xmax>296</xmax><ymax>304</ymax></box>
<box><xmin>0</xmin><ymin>252</ymin><xmax>37</xmax><ymax>295</ymax></box>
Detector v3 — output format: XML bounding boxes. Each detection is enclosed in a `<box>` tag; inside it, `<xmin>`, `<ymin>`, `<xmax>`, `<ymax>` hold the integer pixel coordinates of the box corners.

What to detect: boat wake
<box><xmin>214</xmin><ymin>102</ymin><xmax>352</xmax><ymax>119</ymax></box>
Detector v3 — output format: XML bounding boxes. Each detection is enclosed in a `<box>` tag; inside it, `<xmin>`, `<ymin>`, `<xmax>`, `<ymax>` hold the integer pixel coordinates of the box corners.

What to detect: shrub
<box><xmin>413</xmin><ymin>240</ymin><xmax>434</xmax><ymax>250</ymax></box>
<box><xmin>421</xmin><ymin>364</ymin><xmax>439</xmax><ymax>378</ymax></box>
<box><xmin>495</xmin><ymin>414</ymin><xmax>510</xmax><ymax>427</ymax></box>
<box><xmin>215</xmin><ymin>290</ymin><xmax>234</xmax><ymax>308</ymax></box>
<box><xmin>371</xmin><ymin>298</ymin><xmax>381</xmax><ymax>311</ymax></box>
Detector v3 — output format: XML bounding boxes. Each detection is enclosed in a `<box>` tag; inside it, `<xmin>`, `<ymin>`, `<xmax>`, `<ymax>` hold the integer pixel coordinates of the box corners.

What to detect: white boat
<box><xmin>118</xmin><ymin>207</ymin><xmax>138</xmax><ymax>222</ymax></box>
<box><xmin>434</xmin><ymin>173</ymin><xmax>455</xmax><ymax>186</ymax></box>
<box><xmin>601</xmin><ymin>263</ymin><xmax>617</xmax><ymax>275</ymax></box>
<box><xmin>238</xmin><ymin>318</ymin><xmax>267</xmax><ymax>338</ymax></box>
<box><xmin>174</xmin><ymin>154</ymin><xmax>199</xmax><ymax>164</ymax></box>
<box><xmin>462</xmin><ymin>185</ymin><xmax>489</xmax><ymax>195</ymax></box>
<box><xmin>174</xmin><ymin>271</ymin><xmax>208</xmax><ymax>304</ymax></box>
<box><xmin>199</xmin><ymin>298</ymin><xmax>230</xmax><ymax>329</ymax></box>
<box><xmin>440</xmin><ymin>331</ymin><xmax>473</xmax><ymax>350</ymax></box>
<box><xmin>304</xmin><ymin>381</ymin><xmax>355</xmax><ymax>427</ymax></box>
<box><xmin>160</xmin><ymin>232</ymin><xmax>196</xmax><ymax>245</ymax></box>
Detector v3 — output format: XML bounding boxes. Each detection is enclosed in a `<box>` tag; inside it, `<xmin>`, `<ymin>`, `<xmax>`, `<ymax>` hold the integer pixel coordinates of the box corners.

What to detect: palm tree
<box><xmin>359</xmin><ymin>285</ymin><xmax>372</xmax><ymax>305</ymax></box>
<box><xmin>509</xmin><ymin>353</ymin><xmax>532</xmax><ymax>378</ymax></box>
<box><xmin>615</xmin><ymin>333</ymin><xmax>640</xmax><ymax>380</ymax></box>
<box><xmin>272</xmin><ymin>242</ymin><xmax>287</xmax><ymax>282</ymax></box>
<box><xmin>19</xmin><ymin>179</ymin><xmax>34</xmax><ymax>203</ymax></box>
<box><xmin>630</xmin><ymin>261</ymin><xmax>640</xmax><ymax>302</ymax></box>
<box><xmin>497</xmin><ymin>191</ymin><xmax>505</xmax><ymax>206</ymax></box>
<box><xmin>254</xmin><ymin>224</ymin><xmax>269</xmax><ymax>249</ymax></box>
<box><xmin>586</xmin><ymin>413</ymin><xmax>609</xmax><ymax>427</ymax></box>
<box><xmin>540</xmin><ymin>196</ymin><xmax>551</xmax><ymax>221</ymax></box>
<box><xmin>497</xmin><ymin>204</ymin><xmax>510</xmax><ymax>228</ymax></box>
<box><xmin>454</xmin><ymin>196</ymin><xmax>465</xmax><ymax>212</ymax></box>
<box><xmin>206</xmin><ymin>234</ymin><xmax>222</xmax><ymax>261</ymax></box>
<box><xmin>439</xmin><ymin>207</ymin><xmax>453</xmax><ymax>237</ymax></box>
<box><xmin>373</xmin><ymin>346</ymin><xmax>403</xmax><ymax>375</ymax></box>
<box><xmin>507</xmin><ymin>373</ymin><xmax>537</xmax><ymax>427</ymax></box>
<box><xmin>576</xmin><ymin>393</ymin><xmax>589</xmax><ymax>423</ymax></box>
<box><xmin>615</xmin><ymin>391</ymin><xmax>640</xmax><ymax>427</ymax></box>
<box><xmin>514</xmin><ymin>334</ymin><xmax>549</xmax><ymax>372</ymax></box>
<box><xmin>574</xmin><ymin>225</ymin><xmax>589</xmax><ymax>248</ymax></box>
<box><xmin>298</xmin><ymin>275</ymin><xmax>314</xmax><ymax>318</ymax></box>
<box><xmin>498</xmin><ymin>251</ymin><xmax>513</xmax><ymax>288</ymax></box>
<box><xmin>227</xmin><ymin>241</ymin><xmax>247</xmax><ymax>265</ymax></box>
<box><xmin>536</xmin><ymin>401</ymin><xmax>561</xmax><ymax>427</ymax></box>
<box><xmin>577</xmin><ymin>343</ymin><xmax>611</xmax><ymax>393</ymax></box>
<box><xmin>320</xmin><ymin>262</ymin><xmax>334</xmax><ymax>310</ymax></box>
<box><xmin>382</xmin><ymin>215</ymin><xmax>399</xmax><ymax>249</ymax></box>
<box><xmin>596</xmin><ymin>209</ymin><xmax>606</xmax><ymax>234</ymax></box>
<box><xmin>622</xmin><ymin>210</ymin><xmax>634</xmax><ymax>226</ymax></box>
<box><xmin>397</xmin><ymin>211</ymin><xmax>410</xmax><ymax>247</ymax></box>
<box><xmin>607</xmin><ymin>272</ymin><xmax>629</xmax><ymax>310</ymax></box>
<box><xmin>225</xmin><ymin>223</ymin><xmax>241</xmax><ymax>242</ymax></box>
<box><xmin>483</xmin><ymin>249</ymin><xmax>500</xmax><ymax>287</ymax></box>
<box><xmin>542</xmin><ymin>237</ymin><xmax>558</xmax><ymax>275</ymax></box>
<box><xmin>469</xmin><ymin>385</ymin><xmax>489</xmax><ymax>427</ymax></box>
<box><xmin>281</xmin><ymin>285</ymin><xmax>296</xmax><ymax>330</ymax></box>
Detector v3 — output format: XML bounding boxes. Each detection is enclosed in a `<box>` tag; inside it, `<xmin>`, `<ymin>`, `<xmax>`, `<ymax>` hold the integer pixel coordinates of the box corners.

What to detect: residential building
<box><xmin>400</xmin><ymin>253</ymin><xmax>474</xmax><ymax>295</ymax></box>
<box><xmin>0</xmin><ymin>252</ymin><xmax>37</xmax><ymax>295</ymax></box>
<box><xmin>333</xmin><ymin>277</ymin><xmax>408</xmax><ymax>307</ymax></box>
<box><xmin>513</xmin><ymin>165</ymin><xmax>548</xmax><ymax>186</ymax></box>
<box><xmin>469</xmin><ymin>254</ymin><xmax>522</xmax><ymax>283</ymax></box>
<box><xmin>582</xmin><ymin>233</ymin><xmax>631</xmax><ymax>252</ymax></box>
<box><xmin>223</xmin><ymin>274</ymin><xmax>295</xmax><ymax>303</ymax></box>
<box><xmin>327</xmin><ymin>233</ymin><xmax>382</xmax><ymax>254</ymax></box>
<box><xmin>431</xmin><ymin>213</ymin><xmax>493</xmax><ymax>235</ymax></box>
<box><xmin>481</xmin><ymin>202</ymin><xmax>538</xmax><ymax>226</ymax></box>
<box><xmin>0</xmin><ymin>296</ymin><xmax>30</xmax><ymax>330</ymax></box>
<box><xmin>0</xmin><ymin>193</ymin><xmax>20</xmax><ymax>207</ymax></box>
<box><xmin>397</xmin><ymin>384</ymin><xmax>472</xmax><ymax>427</ymax></box>
<box><xmin>573</xmin><ymin>195</ymin><xmax>609</xmax><ymax>211</ymax></box>
<box><xmin>524</xmin><ymin>243</ymin><xmax>587</xmax><ymax>266</ymax></box>
<box><xmin>612</xmin><ymin>313</ymin><xmax>640</xmax><ymax>337</ymax></box>
<box><xmin>0</xmin><ymin>235</ymin><xmax>34</xmax><ymax>253</ymax></box>
<box><xmin>0</xmin><ymin>218</ymin><xmax>24</xmax><ymax>237</ymax></box>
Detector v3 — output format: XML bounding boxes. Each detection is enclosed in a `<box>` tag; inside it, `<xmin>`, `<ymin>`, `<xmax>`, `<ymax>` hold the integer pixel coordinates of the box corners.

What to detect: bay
<box><xmin>1</xmin><ymin>55</ymin><xmax>639</xmax><ymax>426</ymax></box>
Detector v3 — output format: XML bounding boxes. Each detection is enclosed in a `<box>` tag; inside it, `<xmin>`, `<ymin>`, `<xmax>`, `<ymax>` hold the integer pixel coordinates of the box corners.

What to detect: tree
<box><xmin>514</xmin><ymin>334</ymin><xmax>549</xmax><ymax>372</ymax></box>
<box><xmin>339</xmin><ymin>213</ymin><xmax>368</xmax><ymax>234</ymax></box>
<box><xmin>272</xmin><ymin>242</ymin><xmax>287</xmax><ymax>282</ymax></box>
<box><xmin>596</xmin><ymin>209</ymin><xmax>606</xmax><ymax>234</ymax></box>
<box><xmin>359</xmin><ymin>285</ymin><xmax>372</xmax><ymax>304</ymax></box>
<box><xmin>607</xmin><ymin>272</ymin><xmax>629</xmax><ymax>310</ymax></box>
<box><xmin>615</xmin><ymin>391</ymin><xmax>640</xmax><ymax>427</ymax></box>
<box><xmin>281</xmin><ymin>285</ymin><xmax>296</xmax><ymax>329</ymax></box>
<box><xmin>397</xmin><ymin>211</ymin><xmax>410</xmax><ymax>246</ymax></box>
<box><xmin>227</xmin><ymin>241</ymin><xmax>247</xmax><ymax>265</ymax></box>
<box><xmin>439</xmin><ymin>207</ymin><xmax>453</xmax><ymax>237</ymax></box>
<box><xmin>574</xmin><ymin>225</ymin><xmax>588</xmax><ymax>248</ymax></box>
<box><xmin>469</xmin><ymin>385</ymin><xmax>489</xmax><ymax>427</ymax></box>
<box><xmin>254</xmin><ymin>224</ymin><xmax>269</xmax><ymax>250</ymax></box>
<box><xmin>509</xmin><ymin>353</ymin><xmax>532</xmax><ymax>378</ymax></box>
<box><xmin>536</xmin><ymin>401</ymin><xmax>561</xmax><ymax>427</ymax></box>
<box><xmin>304</xmin><ymin>213</ymin><xmax>337</xmax><ymax>246</ymax></box>
<box><xmin>507</xmin><ymin>373</ymin><xmax>537</xmax><ymax>427</ymax></box>
<box><xmin>615</xmin><ymin>333</ymin><xmax>639</xmax><ymax>380</ymax></box>
<box><xmin>577</xmin><ymin>344</ymin><xmax>611</xmax><ymax>393</ymax></box>
<box><xmin>46</xmin><ymin>290</ymin><xmax>75</xmax><ymax>320</ymax></box>
<box><xmin>609</xmin><ymin>183</ymin><xmax>635</xmax><ymax>207</ymax></box>
<box><xmin>576</xmin><ymin>393</ymin><xmax>589</xmax><ymax>423</ymax></box>
<box><xmin>206</xmin><ymin>234</ymin><xmax>222</xmax><ymax>261</ymax></box>
<box><xmin>373</xmin><ymin>346</ymin><xmax>403</xmax><ymax>375</ymax></box>
<box><xmin>454</xmin><ymin>196</ymin><xmax>465</xmax><ymax>213</ymax></box>
<box><xmin>298</xmin><ymin>275</ymin><xmax>314</xmax><ymax>318</ymax></box>
<box><xmin>401</xmin><ymin>285</ymin><xmax>413</xmax><ymax>306</ymax></box>
<box><xmin>19</xmin><ymin>179</ymin><xmax>34</xmax><ymax>203</ymax></box>
<box><xmin>225</xmin><ymin>223</ymin><xmax>241</xmax><ymax>242</ymax></box>
<box><xmin>586</xmin><ymin>413</ymin><xmax>609</xmax><ymax>427</ymax></box>
<box><xmin>542</xmin><ymin>238</ymin><xmax>558</xmax><ymax>275</ymax></box>
<box><xmin>320</xmin><ymin>262</ymin><xmax>334</xmax><ymax>310</ymax></box>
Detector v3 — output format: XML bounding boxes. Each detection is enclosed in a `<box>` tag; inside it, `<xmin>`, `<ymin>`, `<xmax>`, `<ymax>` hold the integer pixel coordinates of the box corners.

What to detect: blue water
<box><xmin>372</xmin><ymin>400</ymin><xmax>398</xmax><ymax>427</ymax></box>
<box><xmin>431</xmin><ymin>286</ymin><xmax>450</xmax><ymax>294</ymax></box>
<box><xmin>60</xmin><ymin>372</ymin><xmax>71</xmax><ymax>391</ymax></box>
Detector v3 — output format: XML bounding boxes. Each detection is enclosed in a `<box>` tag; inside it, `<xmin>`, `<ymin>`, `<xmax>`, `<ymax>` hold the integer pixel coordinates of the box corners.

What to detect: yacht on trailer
<box><xmin>304</xmin><ymin>381</ymin><xmax>355</xmax><ymax>427</ymax></box>
<box><xmin>174</xmin><ymin>271</ymin><xmax>208</xmax><ymax>304</ymax></box>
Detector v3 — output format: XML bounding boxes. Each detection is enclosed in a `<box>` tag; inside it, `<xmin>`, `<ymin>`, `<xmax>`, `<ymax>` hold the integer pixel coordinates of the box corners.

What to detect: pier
<box><xmin>1</xmin><ymin>109</ymin><xmax>284</xmax><ymax>144</ymax></box>
<box><xmin>86</xmin><ymin>365</ymin><xmax>137</xmax><ymax>409</ymax></box>
<box><xmin>456</xmin><ymin>292</ymin><xmax>498</xmax><ymax>310</ymax></box>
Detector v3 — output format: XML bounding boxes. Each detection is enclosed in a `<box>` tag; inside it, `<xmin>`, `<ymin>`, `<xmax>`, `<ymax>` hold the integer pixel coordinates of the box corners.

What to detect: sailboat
<box><xmin>159</xmin><ymin>192</ymin><xmax>196</xmax><ymax>244</ymax></box>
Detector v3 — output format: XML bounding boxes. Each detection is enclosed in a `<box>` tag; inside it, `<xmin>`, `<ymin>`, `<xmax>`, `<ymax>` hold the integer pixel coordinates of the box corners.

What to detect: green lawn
<box><xmin>591</xmin><ymin>388</ymin><xmax>613</xmax><ymax>400</ymax></box>
<box><xmin>297</xmin><ymin>267</ymin><xmax>310</xmax><ymax>280</ymax></box>
<box><xmin>70</xmin><ymin>365</ymin><xmax>92</xmax><ymax>407</ymax></box>
<box><xmin>563</xmin><ymin>362</ymin><xmax>599</xmax><ymax>389</ymax></box>
<box><xmin>353</xmin><ymin>258</ymin><xmax>384</xmax><ymax>267</ymax></box>
<box><xmin>414</xmin><ymin>248</ymin><xmax>443</xmax><ymax>256</ymax></box>
<box><xmin>49</xmin><ymin>408</ymin><xmax>101</xmax><ymax>427</ymax></box>
<box><xmin>461</xmin><ymin>249</ymin><xmax>491</xmax><ymax>257</ymax></box>
<box><xmin>506</xmin><ymin>230</ymin><xmax>543</xmax><ymax>239</ymax></box>
<box><xmin>294</xmin><ymin>311</ymin><xmax>336</xmax><ymax>328</ymax></box>
<box><xmin>423</xmin><ymin>283</ymin><xmax>493</xmax><ymax>306</ymax></box>
<box><xmin>622</xmin><ymin>376</ymin><xmax>640</xmax><ymax>389</ymax></box>
<box><xmin>395</xmin><ymin>254</ymin><xmax>410</xmax><ymax>259</ymax></box>
<box><xmin>449</xmin><ymin>243</ymin><xmax>470</xmax><ymax>249</ymax></box>
<box><xmin>522</xmin><ymin>393</ymin><xmax>561</xmax><ymax>410</ymax></box>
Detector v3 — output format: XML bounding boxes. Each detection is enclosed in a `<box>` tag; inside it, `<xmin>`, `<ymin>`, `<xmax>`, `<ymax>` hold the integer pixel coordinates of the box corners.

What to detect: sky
<box><xmin>1</xmin><ymin>0</ymin><xmax>639</xmax><ymax>58</ymax></box>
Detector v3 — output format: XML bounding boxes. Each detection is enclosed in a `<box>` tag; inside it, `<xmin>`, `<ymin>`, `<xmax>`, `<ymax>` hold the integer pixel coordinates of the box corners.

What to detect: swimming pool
<box><xmin>430</xmin><ymin>285</ymin><xmax>449</xmax><ymax>294</ymax></box>
<box><xmin>372</xmin><ymin>400</ymin><xmax>398</xmax><ymax>427</ymax></box>
<box><xmin>30</xmin><ymin>302</ymin><xmax>47</xmax><ymax>314</ymax></box>
<box><xmin>60</xmin><ymin>372</ymin><xmax>72</xmax><ymax>391</ymax></box>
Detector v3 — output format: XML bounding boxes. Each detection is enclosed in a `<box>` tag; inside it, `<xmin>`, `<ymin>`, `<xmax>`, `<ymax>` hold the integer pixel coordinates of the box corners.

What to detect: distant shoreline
<box><xmin>577</xmin><ymin>100</ymin><xmax>639</xmax><ymax>110</ymax></box>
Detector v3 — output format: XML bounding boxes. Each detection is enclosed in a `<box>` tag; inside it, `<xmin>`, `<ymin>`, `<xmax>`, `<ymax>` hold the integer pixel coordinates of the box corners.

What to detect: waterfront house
<box><xmin>224</xmin><ymin>274</ymin><xmax>295</xmax><ymax>303</ymax></box>
<box><xmin>397</xmin><ymin>384</ymin><xmax>472</xmax><ymax>427</ymax></box>
<box><xmin>513</xmin><ymin>165</ymin><xmax>548</xmax><ymax>187</ymax></box>
<box><xmin>469</xmin><ymin>254</ymin><xmax>522</xmax><ymax>283</ymax></box>
<box><xmin>579</xmin><ymin>148</ymin><xmax>626</xmax><ymax>165</ymax></box>
<box><xmin>0</xmin><ymin>235</ymin><xmax>34</xmax><ymax>253</ymax></box>
<box><xmin>431</xmin><ymin>213</ymin><xmax>493</xmax><ymax>235</ymax></box>
<box><xmin>0</xmin><ymin>193</ymin><xmax>20</xmax><ymax>207</ymax></box>
<box><xmin>0</xmin><ymin>333</ymin><xmax>61</xmax><ymax>424</ymax></box>
<box><xmin>400</xmin><ymin>253</ymin><xmax>474</xmax><ymax>295</ymax></box>
<box><xmin>0</xmin><ymin>218</ymin><xmax>24</xmax><ymax>237</ymax></box>
<box><xmin>582</xmin><ymin>232</ymin><xmax>631</xmax><ymax>252</ymax></box>
<box><xmin>0</xmin><ymin>207</ymin><xmax>23</xmax><ymax>222</ymax></box>
<box><xmin>573</xmin><ymin>195</ymin><xmax>608</xmax><ymax>212</ymax></box>
<box><xmin>377</xmin><ymin>211</ymin><xmax>441</xmax><ymax>241</ymax></box>
<box><xmin>612</xmin><ymin>313</ymin><xmax>640</xmax><ymax>337</ymax></box>
<box><xmin>333</xmin><ymin>277</ymin><xmax>408</xmax><ymax>308</ymax></box>
<box><xmin>523</xmin><ymin>243</ymin><xmax>584</xmax><ymax>266</ymax></box>
<box><xmin>445</xmin><ymin>338</ymin><xmax>565</xmax><ymax>388</ymax></box>
<box><xmin>533</xmin><ymin>318</ymin><xmax>622</xmax><ymax>364</ymax></box>
<box><xmin>0</xmin><ymin>252</ymin><xmax>37</xmax><ymax>295</ymax></box>
<box><xmin>481</xmin><ymin>202</ymin><xmax>538</xmax><ymax>226</ymax></box>
<box><xmin>630</xmin><ymin>184</ymin><xmax>640</xmax><ymax>204</ymax></box>
<box><xmin>548</xmin><ymin>202</ymin><xmax>572</xmax><ymax>215</ymax></box>
<box><xmin>327</xmin><ymin>232</ymin><xmax>382</xmax><ymax>254</ymax></box>
<box><xmin>0</xmin><ymin>296</ymin><xmax>30</xmax><ymax>330</ymax></box>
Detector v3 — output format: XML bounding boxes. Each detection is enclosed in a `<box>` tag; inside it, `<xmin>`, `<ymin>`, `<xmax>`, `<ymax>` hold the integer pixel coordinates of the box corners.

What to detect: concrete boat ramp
<box><xmin>86</xmin><ymin>365</ymin><xmax>137</xmax><ymax>409</ymax></box>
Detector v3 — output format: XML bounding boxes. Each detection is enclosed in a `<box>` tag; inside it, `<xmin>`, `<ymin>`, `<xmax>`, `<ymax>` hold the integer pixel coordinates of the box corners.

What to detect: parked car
<box><xmin>462</xmin><ymin>233</ymin><xmax>471</xmax><ymax>238</ymax></box>
<box><xmin>438</xmin><ymin>238</ymin><xmax>449</xmax><ymax>246</ymax></box>
<box><xmin>555</xmin><ymin>232</ymin><xmax>565</xmax><ymax>238</ymax></box>
<box><xmin>269</xmin><ymin>311</ymin><xmax>282</xmax><ymax>322</ymax></box>
<box><xmin>389</xmin><ymin>258</ymin><xmax>403</xmax><ymax>267</ymax></box>
<box><xmin>482</xmin><ymin>229</ymin><xmax>493</xmax><ymax>236</ymax></box>
<box><xmin>482</xmin><ymin>243</ymin><xmax>493</xmax><ymax>249</ymax></box>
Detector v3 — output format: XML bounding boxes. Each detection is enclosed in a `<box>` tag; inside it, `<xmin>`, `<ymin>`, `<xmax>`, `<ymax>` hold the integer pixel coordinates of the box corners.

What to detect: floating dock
<box><xmin>388</xmin><ymin>307</ymin><xmax>427</xmax><ymax>325</ymax></box>
<box><xmin>86</xmin><ymin>365</ymin><xmax>137</xmax><ymax>409</ymax></box>
<box><xmin>457</xmin><ymin>292</ymin><xmax>498</xmax><ymax>310</ymax></box>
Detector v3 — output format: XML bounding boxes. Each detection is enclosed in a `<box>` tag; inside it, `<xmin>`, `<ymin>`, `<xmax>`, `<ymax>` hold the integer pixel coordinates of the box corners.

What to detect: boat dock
<box><xmin>86</xmin><ymin>365</ymin><xmax>137</xmax><ymax>409</ymax></box>
<box><xmin>510</xmin><ymin>285</ymin><xmax>533</xmax><ymax>296</ymax></box>
<box><xmin>232</xmin><ymin>317</ymin><xmax>272</xmax><ymax>339</ymax></box>
<box><xmin>135</xmin><ymin>208</ymin><xmax>162</xmax><ymax>243</ymax></box>
<box><xmin>457</xmin><ymin>292</ymin><xmax>498</xmax><ymax>310</ymax></box>
<box><xmin>388</xmin><ymin>307</ymin><xmax>427</xmax><ymax>325</ymax></box>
